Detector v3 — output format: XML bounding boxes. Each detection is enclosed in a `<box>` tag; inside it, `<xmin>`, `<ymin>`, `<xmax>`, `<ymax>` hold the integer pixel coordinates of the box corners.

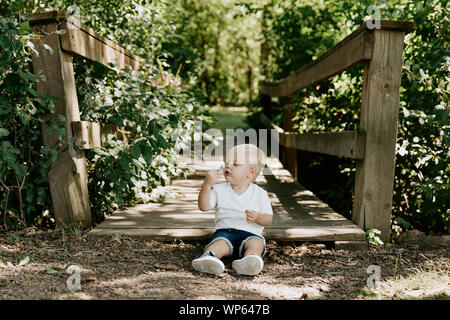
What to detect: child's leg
<box><xmin>192</xmin><ymin>239</ymin><xmax>230</xmax><ymax>275</ymax></box>
<box><xmin>242</xmin><ymin>238</ymin><xmax>264</xmax><ymax>257</ymax></box>
<box><xmin>232</xmin><ymin>236</ymin><xmax>265</xmax><ymax>276</ymax></box>
<box><xmin>204</xmin><ymin>239</ymin><xmax>231</xmax><ymax>259</ymax></box>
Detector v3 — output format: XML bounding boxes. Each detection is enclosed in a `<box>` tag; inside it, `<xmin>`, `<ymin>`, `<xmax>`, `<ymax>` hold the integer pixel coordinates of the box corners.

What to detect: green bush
<box><xmin>0</xmin><ymin>3</ymin><xmax>210</xmax><ymax>229</ymax></box>
<box><xmin>73</xmin><ymin>59</ymin><xmax>209</xmax><ymax>222</ymax></box>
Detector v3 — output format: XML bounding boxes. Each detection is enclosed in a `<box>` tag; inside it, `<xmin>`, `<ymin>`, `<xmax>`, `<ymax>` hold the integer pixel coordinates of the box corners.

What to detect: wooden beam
<box><xmin>30</xmin><ymin>22</ymin><xmax>92</xmax><ymax>228</ymax></box>
<box><xmin>260</xmin><ymin>30</ymin><xmax>371</xmax><ymax>97</ymax></box>
<box><xmin>282</xmin><ymin>131</ymin><xmax>365</xmax><ymax>159</ymax></box>
<box><xmin>352</xmin><ymin>30</ymin><xmax>407</xmax><ymax>242</ymax></box>
<box><xmin>58</xmin><ymin>23</ymin><xmax>143</xmax><ymax>71</ymax></box>
<box><xmin>260</xmin><ymin>112</ymin><xmax>284</xmax><ymax>135</ymax></box>
<box><xmin>30</xmin><ymin>11</ymin><xmax>144</xmax><ymax>71</ymax></box>
<box><xmin>260</xmin><ymin>20</ymin><xmax>415</xmax><ymax>97</ymax></box>
<box><xmin>260</xmin><ymin>113</ymin><xmax>365</xmax><ymax>159</ymax></box>
<box><xmin>72</xmin><ymin>121</ymin><xmax>128</xmax><ymax>149</ymax></box>
<box><xmin>282</xmin><ymin>98</ymin><xmax>298</xmax><ymax>181</ymax></box>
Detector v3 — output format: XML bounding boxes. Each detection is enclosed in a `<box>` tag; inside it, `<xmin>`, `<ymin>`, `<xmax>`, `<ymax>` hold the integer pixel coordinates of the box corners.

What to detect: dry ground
<box><xmin>0</xmin><ymin>227</ymin><xmax>448</xmax><ymax>300</ymax></box>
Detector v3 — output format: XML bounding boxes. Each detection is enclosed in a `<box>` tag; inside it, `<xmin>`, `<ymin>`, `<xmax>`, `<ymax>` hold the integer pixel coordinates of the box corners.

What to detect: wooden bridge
<box><xmin>88</xmin><ymin>154</ymin><xmax>366</xmax><ymax>244</ymax></box>
<box><xmin>29</xmin><ymin>11</ymin><xmax>415</xmax><ymax>245</ymax></box>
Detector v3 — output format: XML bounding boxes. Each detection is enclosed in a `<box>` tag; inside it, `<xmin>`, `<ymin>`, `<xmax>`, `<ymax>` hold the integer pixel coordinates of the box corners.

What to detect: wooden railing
<box><xmin>260</xmin><ymin>20</ymin><xmax>416</xmax><ymax>242</ymax></box>
<box><xmin>29</xmin><ymin>11</ymin><xmax>160</xmax><ymax>228</ymax></box>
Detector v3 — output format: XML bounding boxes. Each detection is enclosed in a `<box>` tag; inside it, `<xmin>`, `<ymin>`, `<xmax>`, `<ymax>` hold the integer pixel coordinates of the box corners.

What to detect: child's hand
<box><xmin>245</xmin><ymin>209</ymin><xmax>259</xmax><ymax>223</ymax></box>
<box><xmin>205</xmin><ymin>168</ymin><xmax>222</xmax><ymax>186</ymax></box>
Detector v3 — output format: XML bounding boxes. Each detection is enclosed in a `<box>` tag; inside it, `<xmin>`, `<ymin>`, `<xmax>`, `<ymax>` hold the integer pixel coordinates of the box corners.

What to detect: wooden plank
<box><xmin>29</xmin><ymin>10</ymin><xmax>69</xmax><ymax>25</ymax></box>
<box><xmin>59</xmin><ymin>23</ymin><xmax>143</xmax><ymax>71</ymax></box>
<box><xmin>370</xmin><ymin>19</ymin><xmax>416</xmax><ymax>33</ymax></box>
<box><xmin>260</xmin><ymin>30</ymin><xmax>371</xmax><ymax>97</ymax></box>
<box><xmin>261</xmin><ymin>112</ymin><xmax>365</xmax><ymax>159</ymax></box>
<box><xmin>30</xmin><ymin>23</ymin><xmax>92</xmax><ymax>228</ymax></box>
<box><xmin>282</xmin><ymin>98</ymin><xmax>298</xmax><ymax>181</ymax></box>
<box><xmin>88</xmin><ymin>156</ymin><xmax>365</xmax><ymax>242</ymax></box>
<box><xmin>30</xmin><ymin>11</ymin><xmax>142</xmax><ymax>67</ymax></box>
<box><xmin>282</xmin><ymin>131</ymin><xmax>365</xmax><ymax>159</ymax></box>
<box><xmin>71</xmin><ymin>121</ymin><xmax>128</xmax><ymax>149</ymax></box>
<box><xmin>352</xmin><ymin>30</ymin><xmax>406</xmax><ymax>243</ymax></box>
<box><xmin>264</xmin><ymin>226</ymin><xmax>365</xmax><ymax>241</ymax></box>
<box><xmin>88</xmin><ymin>226</ymin><xmax>365</xmax><ymax>241</ymax></box>
<box><xmin>30</xmin><ymin>10</ymin><xmax>175</xmax><ymax>88</ymax></box>
<box><xmin>260</xmin><ymin>113</ymin><xmax>284</xmax><ymax>135</ymax></box>
<box><xmin>87</xmin><ymin>228</ymin><xmax>214</xmax><ymax>241</ymax></box>
<box><xmin>260</xmin><ymin>20</ymin><xmax>415</xmax><ymax>98</ymax></box>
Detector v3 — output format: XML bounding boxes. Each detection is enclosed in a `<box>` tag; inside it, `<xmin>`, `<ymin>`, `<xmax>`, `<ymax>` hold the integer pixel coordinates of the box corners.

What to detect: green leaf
<box><xmin>395</xmin><ymin>217</ymin><xmax>411</xmax><ymax>230</ymax></box>
<box><xmin>20</xmin><ymin>21</ymin><xmax>30</xmax><ymax>33</ymax></box>
<box><xmin>0</xmin><ymin>38</ymin><xmax>11</xmax><ymax>49</ymax></box>
<box><xmin>360</xmin><ymin>288</ymin><xmax>377</xmax><ymax>297</ymax></box>
<box><xmin>0</xmin><ymin>128</ymin><xmax>9</xmax><ymax>136</ymax></box>
<box><xmin>119</xmin><ymin>154</ymin><xmax>129</xmax><ymax>170</ymax></box>
<box><xmin>148</xmin><ymin>118</ymin><xmax>156</xmax><ymax>134</ymax></box>
<box><xmin>130</xmin><ymin>144</ymin><xmax>141</xmax><ymax>159</ymax></box>
<box><xmin>155</xmin><ymin>132</ymin><xmax>168</xmax><ymax>148</ymax></box>
<box><xmin>141</xmin><ymin>145</ymin><xmax>153</xmax><ymax>164</ymax></box>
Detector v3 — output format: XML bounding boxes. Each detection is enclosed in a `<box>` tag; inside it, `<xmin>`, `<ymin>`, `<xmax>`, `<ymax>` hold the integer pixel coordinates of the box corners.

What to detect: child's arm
<box><xmin>198</xmin><ymin>169</ymin><xmax>220</xmax><ymax>211</ymax></box>
<box><xmin>245</xmin><ymin>210</ymin><xmax>273</xmax><ymax>226</ymax></box>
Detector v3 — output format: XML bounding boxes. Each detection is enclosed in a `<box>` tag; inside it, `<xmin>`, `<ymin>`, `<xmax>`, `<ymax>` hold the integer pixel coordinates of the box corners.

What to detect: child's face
<box><xmin>223</xmin><ymin>151</ymin><xmax>257</xmax><ymax>185</ymax></box>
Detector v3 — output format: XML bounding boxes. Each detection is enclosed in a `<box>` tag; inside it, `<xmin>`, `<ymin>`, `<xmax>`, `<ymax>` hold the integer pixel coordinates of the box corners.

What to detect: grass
<box><xmin>371</xmin><ymin>254</ymin><xmax>450</xmax><ymax>300</ymax></box>
<box><xmin>208</xmin><ymin>105</ymin><xmax>251</xmax><ymax>136</ymax></box>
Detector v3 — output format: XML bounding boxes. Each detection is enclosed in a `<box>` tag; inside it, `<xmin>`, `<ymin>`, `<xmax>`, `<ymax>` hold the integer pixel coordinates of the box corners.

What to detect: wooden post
<box><xmin>31</xmin><ymin>22</ymin><xmax>92</xmax><ymax>228</ymax></box>
<box><xmin>282</xmin><ymin>97</ymin><xmax>298</xmax><ymax>182</ymax></box>
<box><xmin>261</xmin><ymin>94</ymin><xmax>271</xmax><ymax>117</ymax></box>
<box><xmin>352</xmin><ymin>30</ymin><xmax>406</xmax><ymax>242</ymax></box>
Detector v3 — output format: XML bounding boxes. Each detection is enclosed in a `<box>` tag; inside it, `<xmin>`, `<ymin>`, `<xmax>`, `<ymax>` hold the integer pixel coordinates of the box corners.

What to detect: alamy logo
<box><xmin>66</xmin><ymin>265</ymin><xmax>82</xmax><ymax>291</ymax></box>
<box><xmin>366</xmin><ymin>265</ymin><xmax>381</xmax><ymax>289</ymax></box>
<box><xmin>67</xmin><ymin>5</ymin><xmax>82</xmax><ymax>30</ymax></box>
<box><xmin>366</xmin><ymin>5</ymin><xmax>381</xmax><ymax>30</ymax></box>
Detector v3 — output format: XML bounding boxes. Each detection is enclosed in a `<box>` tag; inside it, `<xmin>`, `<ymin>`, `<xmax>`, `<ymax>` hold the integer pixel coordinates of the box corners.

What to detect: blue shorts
<box><xmin>205</xmin><ymin>228</ymin><xmax>267</xmax><ymax>258</ymax></box>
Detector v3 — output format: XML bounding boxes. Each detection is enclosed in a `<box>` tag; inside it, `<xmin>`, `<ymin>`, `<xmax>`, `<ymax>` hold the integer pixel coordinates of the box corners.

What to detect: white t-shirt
<box><xmin>209</xmin><ymin>182</ymin><xmax>273</xmax><ymax>235</ymax></box>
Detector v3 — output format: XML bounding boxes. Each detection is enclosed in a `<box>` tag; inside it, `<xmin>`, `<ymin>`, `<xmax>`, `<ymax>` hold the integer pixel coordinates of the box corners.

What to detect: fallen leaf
<box><xmin>82</xmin><ymin>276</ymin><xmax>97</xmax><ymax>283</ymax></box>
<box><xmin>18</xmin><ymin>256</ymin><xmax>30</xmax><ymax>267</ymax></box>
<box><xmin>154</xmin><ymin>263</ymin><xmax>179</xmax><ymax>270</ymax></box>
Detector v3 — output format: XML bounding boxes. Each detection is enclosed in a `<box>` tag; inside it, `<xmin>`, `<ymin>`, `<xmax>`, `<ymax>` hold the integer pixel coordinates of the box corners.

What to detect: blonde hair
<box><xmin>226</xmin><ymin>144</ymin><xmax>266</xmax><ymax>181</ymax></box>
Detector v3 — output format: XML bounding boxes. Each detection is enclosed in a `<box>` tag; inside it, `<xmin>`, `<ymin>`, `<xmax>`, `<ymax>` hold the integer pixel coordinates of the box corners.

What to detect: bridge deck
<box><xmin>88</xmin><ymin>155</ymin><xmax>366</xmax><ymax>242</ymax></box>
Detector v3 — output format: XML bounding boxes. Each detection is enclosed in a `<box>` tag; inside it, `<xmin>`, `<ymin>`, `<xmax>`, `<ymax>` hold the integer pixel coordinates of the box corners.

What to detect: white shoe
<box><xmin>232</xmin><ymin>255</ymin><xmax>264</xmax><ymax>276</ymax></box>
<box><xmin>192</xmin><ymin>254</ymin><xmax>225</xmax><ymax>275</ymax></box>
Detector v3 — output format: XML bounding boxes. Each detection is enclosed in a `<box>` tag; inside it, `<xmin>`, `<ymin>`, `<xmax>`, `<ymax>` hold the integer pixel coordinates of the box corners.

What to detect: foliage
<box><xmin>365</xmin><ymin>228</ymin><xmax>384</xmax><ymax>246</ymax></box>
<box><xmin>1</xmin><ymin>1</ymin><xmax>210</xmax><ymax>229</ymax></box>
<box><xmin>73</xmin><ymin>59</ymin><xmax>208</xmax><ymax>222</ymax></box>
<box><xmin>0</xmin><ymin>14</ymin><xmax>64</xmax><ymax>230</ymax></box>
<box><xmin>2</xmin><ymin>0</ymin><xmax>263</xmax><ymax>106</ymax></box>
<box><xmin>261</xmin><ymin>0</ymin><xmax>449</xmax><ymax>235</ymax></box>
<box><xmin>161</xmin><ymin>0</ymin><xmax>262</xmax><ymax>105</ymax></box>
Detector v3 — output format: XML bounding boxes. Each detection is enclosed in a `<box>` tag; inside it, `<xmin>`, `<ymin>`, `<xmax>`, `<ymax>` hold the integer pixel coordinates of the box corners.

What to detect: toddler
<box><xmin>192</xmin><ymin>143</ymin><xmax>273</xmax><ymax>276</ymax></box>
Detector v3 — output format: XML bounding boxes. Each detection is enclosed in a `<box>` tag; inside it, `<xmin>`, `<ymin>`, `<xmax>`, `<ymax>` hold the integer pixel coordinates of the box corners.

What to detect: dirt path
<box><xmin>0</xmin><ymin>228</ymin><xmax>448</xmax><ymax>300</ymax></box>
